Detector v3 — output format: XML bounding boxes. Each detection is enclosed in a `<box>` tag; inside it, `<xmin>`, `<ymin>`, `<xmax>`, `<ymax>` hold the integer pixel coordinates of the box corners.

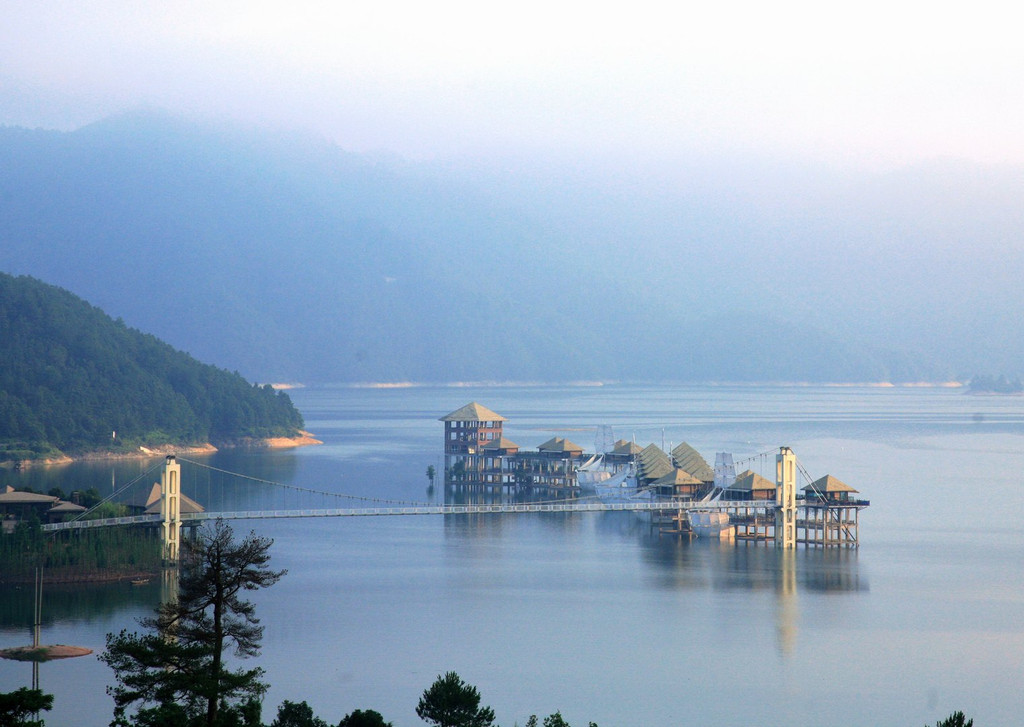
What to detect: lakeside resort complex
<box><xmin>440</xmin><ymin>402</ymin><xmax>870</xmax><ymax>547</ymax></box>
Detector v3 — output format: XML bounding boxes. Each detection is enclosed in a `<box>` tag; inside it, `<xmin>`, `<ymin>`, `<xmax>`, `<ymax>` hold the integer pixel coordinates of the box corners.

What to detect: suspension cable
<box><xmin>70</xmin><ymin>459</ymin><xmax>166</xmax><ymax>522</ymax></box>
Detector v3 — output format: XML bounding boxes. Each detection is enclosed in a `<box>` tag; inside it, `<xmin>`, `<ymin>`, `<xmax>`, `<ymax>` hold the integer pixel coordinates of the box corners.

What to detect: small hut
<box><xmin>724</xmin><ymin>470</ymin><xmax>778</xmax><ymax>501</ymax></box>
<box><xmin>606</xmin><ymin>439</ymin><xmax>642</xmax><ymax>467</ymax></box>
<box><xmin>803</xmin><ymin>475</ymin><xmax>859</xmax><ymax>503</ymax></box>
<box><xmin>650</xmin><ymin>468</ymin><xmax>704</xmax><ymax>500</ymax></box>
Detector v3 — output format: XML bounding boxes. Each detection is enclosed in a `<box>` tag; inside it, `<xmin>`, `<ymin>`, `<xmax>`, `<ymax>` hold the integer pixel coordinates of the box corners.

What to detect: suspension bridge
<box><xmin>41</xmin><ymin>454</ymin><xmax>775</xmax><ymax>527</ymax></box>
<box><xmin>40</xmin><ymin>448</ymin><xmax>864</xmax><ymax>556</ymax></box>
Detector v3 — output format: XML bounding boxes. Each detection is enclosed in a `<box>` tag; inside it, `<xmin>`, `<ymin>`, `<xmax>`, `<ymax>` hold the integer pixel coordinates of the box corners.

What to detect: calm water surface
<box><xmin>2</xmin><ymin>384</ymin><xmax>1024</xmax><ymax>726</ymax></box>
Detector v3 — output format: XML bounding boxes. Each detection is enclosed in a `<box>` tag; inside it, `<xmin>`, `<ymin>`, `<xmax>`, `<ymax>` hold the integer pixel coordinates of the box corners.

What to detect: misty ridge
<box><xmin>1</xmin><ymin>109</ymin><xmax>1022</xmax><ymax>385</ymax></box>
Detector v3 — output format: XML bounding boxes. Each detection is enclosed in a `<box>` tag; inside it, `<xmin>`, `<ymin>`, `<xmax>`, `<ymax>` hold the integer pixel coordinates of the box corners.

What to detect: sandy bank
<box><xmin>264</xmin><ymin>430</ymin><xmax>323</xmax><ymax>448</ymax></box>
<box><xmin>3</xmin><ymin>432</ymin><xmax>320</xmax><ymax>468</ymax></box>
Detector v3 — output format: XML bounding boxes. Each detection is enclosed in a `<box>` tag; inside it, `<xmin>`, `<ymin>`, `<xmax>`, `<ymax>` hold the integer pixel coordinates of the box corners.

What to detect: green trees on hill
<box><xmin>0</xmin><ymin>272</ymin><xmax>303</xmax><ymax>460</ymax></box>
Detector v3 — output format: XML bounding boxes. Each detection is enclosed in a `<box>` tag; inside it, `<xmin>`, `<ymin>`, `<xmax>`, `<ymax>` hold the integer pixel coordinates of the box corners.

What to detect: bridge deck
<box><xmin>42</xmin><ymin>499</ymin><xmax>780</xmax><ymax>531</ymax></box>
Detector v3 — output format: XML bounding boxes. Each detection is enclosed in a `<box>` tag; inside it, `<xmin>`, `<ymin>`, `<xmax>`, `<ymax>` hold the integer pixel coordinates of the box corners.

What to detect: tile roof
<box><xmin>728</xmin><ymin>469</ymin><xmax>776</xmax><ymax>492</ymax></box>
<box><xmin>671</xmin><ymin>442</ymin><xmax>715</xmax><ymax>482</ymax></box>
<box><xmin>804</xmin><ymin>474</ymin><xmax>858</xmax><ymax>494</ymax></box>
<box><xmin>537</xmin><ymin>437</ymin><xmax>583</xmax><ymax>454</ymax></box>
<box><xmin>439</xmin><ymin>402</ymin><xmax>507</xmax><ymax>422</ymax></box>
<box><xmin>651</xmin><ymin>468</ymin><xmax>703</xmax><ymax>487</ymax></box>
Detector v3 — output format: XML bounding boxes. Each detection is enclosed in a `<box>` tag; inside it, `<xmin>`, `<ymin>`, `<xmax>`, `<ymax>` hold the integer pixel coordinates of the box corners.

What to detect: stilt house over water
<box><xmin>440</xmin><ymin>402</ymin><xmax>587</xmax><ymax>490</ymax></box>
<box><xmin>440</xmin><ymin>402</ymin><xmax>508</xmax><ymax>486</ymax></box>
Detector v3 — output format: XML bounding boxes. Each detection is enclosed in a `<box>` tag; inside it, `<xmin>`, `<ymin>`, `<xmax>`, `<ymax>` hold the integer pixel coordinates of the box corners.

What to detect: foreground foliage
<box><xmin>931</xmin><ymin>711</ymin><xmax>973</xmax><ymax>727</ymax></box>
<box><xmin>269</xmin><ymin>700</ymin><xmax>328</xmax><ymax>727</ymax></box>
<box><xmin>101</xmin><ymin>520</ymin><xmax>285</xmax><ymax>726</ymax></box>
<box><xmin>337</xmin><ymin>709</ymin><xmax>392</xmax><ymax>727</ymax></box>
<box><xmin>0</xmin><ymin>688</ymin><xmax>53</xmax><ymax>727</ymax></box>
<box><xmin>416</xmin><ymin>672</ymin><xmax>495</xmax><ymax>727</ymax></box>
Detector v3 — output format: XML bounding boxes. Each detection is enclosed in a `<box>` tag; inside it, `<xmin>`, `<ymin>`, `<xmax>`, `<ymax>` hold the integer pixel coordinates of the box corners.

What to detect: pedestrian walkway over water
<box><xmin>42</xmin><ymin>497</ymin><xmax>778</xmax><ymax>532</ymax></box>
<box><xmin>38</xmin><ymin>452</ymin><xmax>866</xmax><ymax>549</ymax></box>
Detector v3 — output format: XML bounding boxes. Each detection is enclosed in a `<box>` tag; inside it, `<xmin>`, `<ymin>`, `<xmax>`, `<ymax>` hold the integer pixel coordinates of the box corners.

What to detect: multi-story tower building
<box><xmin>439</xmin><ymin>402</ymin><xmax>507</xmax><ymax>484</ymax></box>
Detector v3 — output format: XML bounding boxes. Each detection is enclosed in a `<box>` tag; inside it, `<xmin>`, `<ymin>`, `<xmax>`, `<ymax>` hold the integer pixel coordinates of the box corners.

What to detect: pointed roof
<box><xmin>537</xmin><ymin>437</ymin><xmax>583</xmax><ymax>454</ymax></box>
<box><xmin>804</xmin><ymin>475</ymin><xmax>858</xmax><ymax>494</ymax></box>
<box><xmin>0</xmin><ymin>490</ymin><xmax>58</xmax><ymax>505</ymax></box>
<box><xmin>439</xmin><ymin>402</ymin><xmax>507</xmax><ymax>422</ymax></box>
<box><xmin>48</xmin><ymin>500</ymin><xmax>88</xmax><ymax>514</ymax></box>
<box><xmin>728</xmin><ymin>469</ymin><xmax>776</xmax><ymax>492</ymax></box>
<box><xmin>671</xmin><ymin>442</ymin><xmax>714</xmax><ymax>482</ymax></box>
<box><xmin>142</xmin><ymin>483</ymin><xmax>206</xmax><ymax>515</ymax></box>
<box><xmin>637</xmin><ymin>444</ymin><xmax>674</xmax><ymax>481</ymax></box>
<box><xmin>123</xmin><ymin>482</ymin><xmax>161</xmax><ymax>510</ymax></box>
<box><xmin>651</xmin><ymin>468</ymin><xmax>703</xmax><ymax>487</ymax></box>
<box><xmin>611</xmin><ymin>439</ymin><xmax>643</xmax><ymax>455</ymax></box>
<box><xmin>482</xmin><ymin>436</ymin><xmax>520</xmax><ymax>451</ymax></box>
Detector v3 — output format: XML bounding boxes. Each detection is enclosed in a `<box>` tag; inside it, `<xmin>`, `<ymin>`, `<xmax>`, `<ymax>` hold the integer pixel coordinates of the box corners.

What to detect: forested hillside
<box><xmin>0</xmin><ymin>273</ymin><xmax>304</xmax><ymax>461</ymax></box>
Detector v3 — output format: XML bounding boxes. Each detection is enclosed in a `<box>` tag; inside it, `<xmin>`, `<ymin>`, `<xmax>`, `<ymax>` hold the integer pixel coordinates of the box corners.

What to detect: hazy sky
<box><xmin>2</xmin><ymin>0</ymin><xmax>1021</xmax><ymax>168</ymax></box>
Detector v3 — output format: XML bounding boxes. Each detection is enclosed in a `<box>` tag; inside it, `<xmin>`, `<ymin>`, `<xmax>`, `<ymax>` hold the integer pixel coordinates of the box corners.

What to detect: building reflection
<box><xmin>633</xmin><ymin>528</ymin><xmax>867</xmax><ymax>656</ymax></box>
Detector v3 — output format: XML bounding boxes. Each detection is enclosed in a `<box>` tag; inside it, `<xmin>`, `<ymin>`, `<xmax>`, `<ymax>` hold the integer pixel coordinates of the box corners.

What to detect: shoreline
<box><xmin>1</xmin><ymin>431</ymin><xmax>322</xmax><ymax>469</ymax></box>
<box><xmin>0</xmin><ymin>568</ymin><xmax>162</xmax><ymax>586</ymax></box>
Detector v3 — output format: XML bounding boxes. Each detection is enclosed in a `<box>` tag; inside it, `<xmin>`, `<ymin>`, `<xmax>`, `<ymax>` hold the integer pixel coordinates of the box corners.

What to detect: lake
<box><xmin>2</xmin><ymin>383</ymin><xmax>1024</xmax><ymax>726</ymax></box>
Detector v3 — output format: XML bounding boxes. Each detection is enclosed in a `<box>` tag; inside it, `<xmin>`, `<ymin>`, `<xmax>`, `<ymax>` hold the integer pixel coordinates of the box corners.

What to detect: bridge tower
<box><xmin>160</xmin><ymin>455</ymin><xmax>182</xmax><ymax>565</ymax></box>
<box><xmin>774</xmin><ymin>446</ymin><xmax>797</xmax><ymax>548</ymax></box>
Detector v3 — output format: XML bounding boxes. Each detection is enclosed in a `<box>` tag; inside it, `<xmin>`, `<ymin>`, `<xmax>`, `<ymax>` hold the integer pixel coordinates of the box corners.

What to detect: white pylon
<box><xmin>160</xmin><ymin>455</ymin><xmax>181</xmax><ymax>564</ymax></box>
<box><xmin>774</xmin><ymin>446</ymin><xmax>797</xmax><ymax>548</ymax></box>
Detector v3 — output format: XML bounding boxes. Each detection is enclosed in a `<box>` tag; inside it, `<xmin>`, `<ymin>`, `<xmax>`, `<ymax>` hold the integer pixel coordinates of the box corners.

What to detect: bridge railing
<box><xmin>41</xmin><ymin>499</ymin><xmax>781</xmax><ymax>531</ymax></box>
<box><xmin>42</xmin><ymin>514</ymin><xmax>162</xmax><ymax>532</ymax></box>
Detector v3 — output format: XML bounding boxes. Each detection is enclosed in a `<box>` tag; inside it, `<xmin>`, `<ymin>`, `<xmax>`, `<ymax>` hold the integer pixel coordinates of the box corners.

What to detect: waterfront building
<box><xmin>671</xmin><ymin>442</ymin><xmax>715</xmax><ymax>485</ymax></box>
<box><xmin>803</xmin><ymin>474</ymin><xmax>860</xmax><ymax>503</ymax></box>
<box><xmin>436</xmin><ymin>405</ymin><xmax>868</xmax><ymax>546</ymax></box>
<box><xmin>636</xmin><ymin>444</ymin><xmax>674</xmax><ymax>485</ymax></box>
<box><xmin>650</xmin><ymin>468</ymin><xmax>704</xmax><ymax>499</ymax></box>
<box><xmin>137</xmin><ymin>482</ymin><xmax>205</xmax><ymax>517</ymax></box>
<box><xmin>605</xmin><ymin>439</ymin><xmax>642</xmax><ymax>470</ymax></box>
<box><xmin>725</xmin><ymin>470</ymin><xmax>778</xmax><ymax>541</ymax></box>
<box><xmin>798</xmin><ymin>474</ymin><xmax>867</xmax><ymax>547</ymax></box>
<box><xmin>480</xmin><ymin>436</ymin><xmax>521</xmax><ymax>486</ymax></box>
<box><xmin>0</xmin><ymin>487</ymin><xmax>87</xmax><ymax>530</ymax></box>
<box><xmin>725</xmin><ymin>469</ymin><xmax>778</xmax><ymax>500</ymax></box>
<box><xmin>440</xmin><ymin>402</ymin><xmax>507</xmax><ymax>484</ymax></box>
<box><xmin>515</xmin><ymin>437</ymin><xmax>585</xmax><ymax>489</ymax></box>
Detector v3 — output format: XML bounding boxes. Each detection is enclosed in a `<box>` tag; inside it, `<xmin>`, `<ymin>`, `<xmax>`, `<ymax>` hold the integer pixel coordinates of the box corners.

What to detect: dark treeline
<box><xmin>0</xmin><ymin>520</ymin><xmax>162</xmax><ymax>584</ymax></box>
<box><xmin>0</xmin><ymin>272</ymin><xmax>303</xmax><ymax>461</ymax></box>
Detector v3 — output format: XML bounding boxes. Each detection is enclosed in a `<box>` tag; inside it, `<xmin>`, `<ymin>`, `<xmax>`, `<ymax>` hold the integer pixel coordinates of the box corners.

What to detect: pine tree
<box><xmin>102</xmin><ymin>520</ymin><xmax>285</xmax><ymax>727</ymax></box>
<box><xmin>415</xmin><ymin>672</ymin><xmax>495</xmax><ymax>727</ymax></box>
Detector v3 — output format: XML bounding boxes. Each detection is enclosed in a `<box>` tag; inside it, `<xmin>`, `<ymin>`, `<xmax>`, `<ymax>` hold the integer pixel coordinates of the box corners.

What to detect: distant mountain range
<box><xmin>0</xmin><ymin>272</ymin><xmax>304</xmax><ymax>462</ymax></box>
<box><xmin>2</xmin><ymin>111</ymin><xmax>1022</xmax><ymax>384</ymax></box>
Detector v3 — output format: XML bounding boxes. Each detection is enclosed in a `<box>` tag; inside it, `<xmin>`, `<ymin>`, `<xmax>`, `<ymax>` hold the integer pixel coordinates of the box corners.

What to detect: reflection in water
<box><xmin>633</xmin><ymin>527</ymin><xmax>866</xmax><ymax>595</ymax></box>
<box><xmin>0</xmin><ymin>579</ymin><xmax>161</xmax><ymax>630</ymax></box>
<box><xmin>0</xmin><ymin>450</ymin><xmax>304</xmax><ymax>515</ymax></box>
<box><xmin>623</xmin><ymin>515</ymin><xmax>866</xmax><ymax>657</ymax></box>
<box><xmin>160</xmin><ymin>568</ymin><xmax>179</xmax><ymax>606</ymax></box>
<box><xmin>436</xmin><ymin>486</ymin><xmax>866</xmax><ymax>660</ymax></box>
<box><xmin>777</xmin><ymin>549</ymin><xmax>797</xmax><ymax>656</ymax></box>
